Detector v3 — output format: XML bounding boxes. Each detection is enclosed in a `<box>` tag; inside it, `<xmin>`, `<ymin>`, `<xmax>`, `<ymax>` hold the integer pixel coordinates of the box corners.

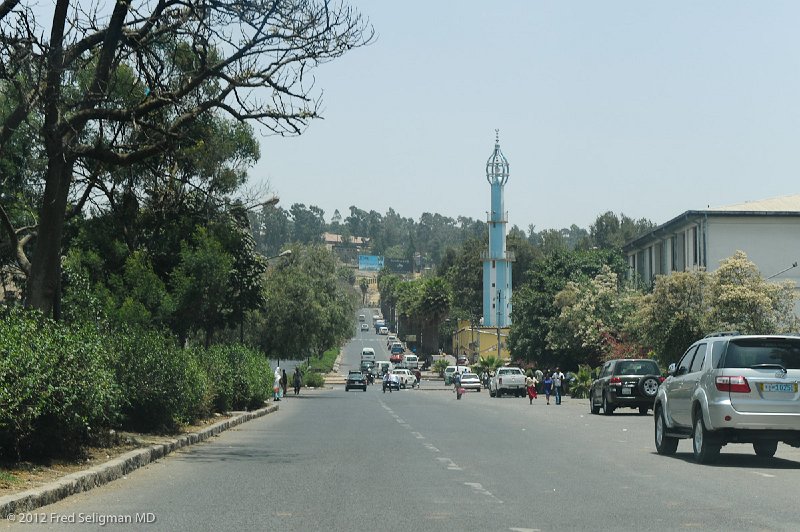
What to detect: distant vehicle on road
<box><xmin>393</xmin><ymin>368</ymin><xmax>417</xmax><ymax>389</ymax></box>
<box><xmin>361</xmin><ymin>348</ymin><xmax>375</xmax><ymax>362</ymax></box>
<box><xmin>490</xmin><ymin>367</ymin><xmax>526</xmax><ymax>398</ymax></box>
<box><xmin>379</xmin><ymin>326</ymin><xmax>389</xmax><ymax>335</ymax></box>
<box><xmin>459</xmin><ymin>372</ymin><xmax>481</xmax><ymax>392</ymax></box>
<box><xmin>358</xmin><ymin>314</ymin><xmax>365</xmax><ymax>322</ymax></box>
<box><xmin>360</xmin><ymin>323</ymin><xmax>369</xmax><ymax>331</ymax></box>
<box><xmin>389</xmin><ymin>352</ymin><xmax>404</xmax><ymax>365</ymax></box>
<box><xmin>345</xmin><ymin>371</ymin><xmax>367</xmax><ymax>392</ymax></box>
<box><xmin>590</xmin><ymin>358</ymin><xmax>661</xmax><ymax>416</ymax></box>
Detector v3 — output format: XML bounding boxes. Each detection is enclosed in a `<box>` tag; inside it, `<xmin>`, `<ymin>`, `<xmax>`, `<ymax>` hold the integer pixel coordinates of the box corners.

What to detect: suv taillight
<box><xmin>498</xmin><ymin>377</ymin><xmax>503</xmax><ymax>385</ymax></box>
<box><xmin>609</xmin><ymin>377</ymin><xmax>622</xmax><ymax>386</ymax></box>
<box><xmin>715</xmin><ymin>376</ymin><xmax>751</xmax><ymax>393</ymax></box>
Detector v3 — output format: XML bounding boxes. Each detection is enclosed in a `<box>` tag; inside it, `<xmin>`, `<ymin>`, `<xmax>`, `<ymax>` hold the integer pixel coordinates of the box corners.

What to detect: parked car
<box><xmin>654</xmin><ymin>333</ymin><xmax>800</xmax><ymax>464</ymax></box>
<box><xmin>392</xmin><ymin>368</ymin><xmax>417</xmax><ymax>389</ymax></box>
<box><xmin>590</xmin><ymin>359</ymin><xmax>662</xmax><ymax>416</ymax></box>
<box><xmin>459</xmin><ymin>372</ymin><xmax>481</xmax><ymax>391</ymax></box>
<box><xmin>345</xmin><ymin>371</ymin><xmax>367</xmax><ymax>392</ymax></box>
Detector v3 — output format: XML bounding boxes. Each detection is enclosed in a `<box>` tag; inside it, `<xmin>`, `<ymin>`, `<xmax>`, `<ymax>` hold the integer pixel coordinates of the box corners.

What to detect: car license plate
<box><xmin>760</xmin><ymin>383</ymin><xmax>798</xmax><ymax>393</ymax></box>
<box><xmin>621</xmin><ymin>387</ymin><xmax>631</xmax><ymax>395</ymax></box>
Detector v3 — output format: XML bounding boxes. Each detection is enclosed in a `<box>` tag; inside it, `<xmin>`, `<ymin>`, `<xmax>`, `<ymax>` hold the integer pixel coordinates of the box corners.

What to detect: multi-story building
<box><xmin>623</xmin><ymin>194</ymin><xmax>800</xmax><ymax>287</ymax></box>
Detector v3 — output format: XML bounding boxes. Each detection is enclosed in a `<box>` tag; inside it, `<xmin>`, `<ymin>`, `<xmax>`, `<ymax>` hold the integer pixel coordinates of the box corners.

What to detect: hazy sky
<box><xmin>254</xmin><ymin>1</ymin><xmax>800</xmax><ymax>232</ymax></box>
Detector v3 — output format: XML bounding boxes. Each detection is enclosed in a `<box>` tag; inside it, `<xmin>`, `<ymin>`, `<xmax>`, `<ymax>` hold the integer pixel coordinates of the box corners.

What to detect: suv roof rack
<box><xmin>703</xmin><ymin>331</ymin><xmax>740</xmax><ymax>338</ymax></box>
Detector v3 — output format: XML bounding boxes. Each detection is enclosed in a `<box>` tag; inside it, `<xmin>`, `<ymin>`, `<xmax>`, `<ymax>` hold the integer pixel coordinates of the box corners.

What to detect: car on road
<box><xmin>459</xmin><ymin>372</ymin><xmax>481</xmax><ymax>392</ymax></box>
<box><xmin>360</xmin><ymin>323</ymin><xmax>369</xmax><ymax>331</ymax></box>
<box><xmin>490</xmin><ymin>366</ymin><xmax>526</xmax><ymax>397</ymax></box>
<box><xmin>345</xmin><ymin>371</ymin><xmax>367</xmax><ymax>392</ymax></box>
<box><xmin>360</xmin><ymin>360</ymin><xmax>374</xmax><ymax>375</ymax></box>
<box><xmin>389</xmin><ymin>352</ymin><xmax>404</xmax><ymax>365</ymax></box>
<box><xmin>392</xmin><ymin>368</ymin><xmax>417</xmax><ymax>389</ymax></box>
<box><xmin>590</xmin><ymin>358</ymin><xmax>662</xmax><ymax>416</ymax></box>
<box><xmin>654</xmin><ymin>333</ymin><xmax>800</xmax><ymax>464</ymax></box>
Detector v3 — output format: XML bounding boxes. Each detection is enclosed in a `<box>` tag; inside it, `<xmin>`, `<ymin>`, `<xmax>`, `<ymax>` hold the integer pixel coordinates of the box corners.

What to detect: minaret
<box><xmin>483</xmin><ymin>131</ymin><xmax>514</xmax><ymax>327</ymax></box>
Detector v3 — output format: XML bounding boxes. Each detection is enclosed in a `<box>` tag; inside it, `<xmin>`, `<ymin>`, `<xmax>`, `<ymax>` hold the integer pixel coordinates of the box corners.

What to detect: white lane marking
<box><xmin>509</xmin><ymin>528</ymin><xmax>540</xmax><ymax>532</ymax></box>
<box><xmin>464</xmin><ymin>482</ymin><xmax>503</xmax><ymax>504</ymax></box>
<box><xmin>410</xmin><ymin>432</ymin><xmax>425</xmax><ymax>439</ymax></box>
<box><xmin>436</xmin><ymin>457</ymin><xmax>462</xmax><ymax>470</ymax></box>
<box><xmin>423</xmin><ymin>443</ymin><xmax>440</xmax><ymax>453</ymax></box>
<box><xmin>752</xmin><ymin>471</ymin><xmax>776</xmax><ymax>478</ymax></box>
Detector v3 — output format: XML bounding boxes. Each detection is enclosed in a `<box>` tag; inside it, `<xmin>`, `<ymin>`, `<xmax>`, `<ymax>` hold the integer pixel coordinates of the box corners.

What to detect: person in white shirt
<box><xmin>552</xmin><ymin>367</ymin><xmax>565</xmax><ymax>405</ymax></box>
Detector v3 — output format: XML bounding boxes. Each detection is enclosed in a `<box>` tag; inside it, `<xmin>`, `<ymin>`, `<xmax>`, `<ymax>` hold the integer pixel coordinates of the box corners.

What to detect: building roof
<box><xmin>707</xmin><ymin>193</ymin><xmax>800</xmax><ymax>212</ymax></box>
<box><xmin>623</xmin><ymin>193</ymin><xmax>800</xmax><ymax>252</ymax></box>
<box><xmin>322</xmin><ymin>232</ymin><xmax>369</xmax><ymax>246</ymax></box>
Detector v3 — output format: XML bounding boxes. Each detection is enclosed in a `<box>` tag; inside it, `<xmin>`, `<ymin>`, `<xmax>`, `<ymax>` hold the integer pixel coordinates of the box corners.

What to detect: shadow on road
<box><xmin>655</xmin><ymin>451</ymin><xmax>800</xmax><ymax>469</ymax></box>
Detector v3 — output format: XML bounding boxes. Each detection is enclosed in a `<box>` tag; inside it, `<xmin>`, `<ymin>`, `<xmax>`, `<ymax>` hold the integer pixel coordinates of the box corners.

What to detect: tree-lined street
<box><xmin>7</xmin><ymin>325</ymin><xmax>800</xmax><ymax>532</ymax></box>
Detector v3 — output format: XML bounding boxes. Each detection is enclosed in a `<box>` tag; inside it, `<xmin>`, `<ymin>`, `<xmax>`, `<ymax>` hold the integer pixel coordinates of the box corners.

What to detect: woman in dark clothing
<box><xmin>281</xmin><ymin>369</ymin><xmax>288</xmax><ymax>398</ymax></box>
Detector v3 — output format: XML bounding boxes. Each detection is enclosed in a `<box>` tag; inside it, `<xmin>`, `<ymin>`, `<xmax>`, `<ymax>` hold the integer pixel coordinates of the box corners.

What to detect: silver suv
<box><xmin>654</xmin><ymin>333</ymin><xmax>800</xmax><ymax>464</ymax></box>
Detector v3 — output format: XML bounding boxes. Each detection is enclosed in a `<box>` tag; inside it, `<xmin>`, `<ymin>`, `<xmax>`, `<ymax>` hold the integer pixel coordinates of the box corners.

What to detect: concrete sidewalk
<box><xmin>0</xmin><ymin>404</ymin><xmax>279</xmax><ymax>516</ymax></box>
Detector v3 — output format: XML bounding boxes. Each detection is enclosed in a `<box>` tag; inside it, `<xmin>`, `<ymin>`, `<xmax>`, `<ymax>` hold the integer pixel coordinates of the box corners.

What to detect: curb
<box><xmin>0</xmin><ymin>404</ymin><xmax>279</xmax><ymax>516</ymax></box>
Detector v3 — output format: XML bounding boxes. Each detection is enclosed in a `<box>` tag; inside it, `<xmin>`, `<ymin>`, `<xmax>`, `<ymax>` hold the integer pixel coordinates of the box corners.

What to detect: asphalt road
<box><xmin>7</xmin><ymin>311</ymin><xmax>800</xmax><ymax>531</ymax></box>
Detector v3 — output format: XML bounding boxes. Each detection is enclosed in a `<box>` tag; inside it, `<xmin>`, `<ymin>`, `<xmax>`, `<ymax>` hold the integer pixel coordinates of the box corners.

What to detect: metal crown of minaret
<box><xmin>485</xmin><ymin>129</ymin><xmax>509</xmax><ymax>186</ymax></box>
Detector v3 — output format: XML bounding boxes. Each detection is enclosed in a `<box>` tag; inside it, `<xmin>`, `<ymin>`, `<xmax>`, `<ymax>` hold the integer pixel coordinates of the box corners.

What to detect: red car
<box><xmin>390</xmin><ymin>353</ymin><xmax>404</xmax><ymax>364</ymax></box>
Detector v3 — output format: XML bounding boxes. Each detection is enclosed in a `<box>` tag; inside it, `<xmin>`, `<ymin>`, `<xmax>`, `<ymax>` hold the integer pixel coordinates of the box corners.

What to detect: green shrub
<box><xmin>200</xmin><ymin>346</ymin><xmax>236</xmax><ymax>412</ymax></box>
<box><xmin>432</xmin><ymin>359</ymin><xmax>450</xmax><ymax>377</ymax></box>
<box><xmin>199</xmin><ymin>345</ymin><xmax>271</xmax><ymax>412</ymax></box>
<box><xmin>568</xmin><ymin>364</ymin><xmax>594</xmax><ymax>399</ymax></box>
<box><xmin>109</xmin><ymin>329</ymin><xmax>210</xmax><ymax>432</ymax></box>
<box><xmin>0</xmin><ymin>309</ymin><xmax>120</xmax><ymax>460</ymax></box>
<box><xmin>302</xmin><ymin>370</ymin><xmax>325</xmax><ymax>388</ymax></box>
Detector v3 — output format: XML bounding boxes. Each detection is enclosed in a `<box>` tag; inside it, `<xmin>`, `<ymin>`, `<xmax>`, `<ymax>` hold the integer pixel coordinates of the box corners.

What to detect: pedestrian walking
<box><xmin>543</xmin><ymin>370</ymin><xmax>553</xmax><ymax>405</ymax></box>
<box><xmin>293</xmin><ymin>368</ymin><xmax>302</xmax><ymax>395</ymax></box>
<box><xmin>526</xmin><ymin>375</ymin><xmax>538</xmax><ymax>404</ymax></box>
<box><xmin>273</xmin><ymin>366</ymin><xmax>282</xmax><ymax>401</ymax></box>
<box><xmin>281</xmin><ymin>369</ymin><xmax>288</xmax><ymax>398</ymax></box>
<box><xmin>413</xmin><ymin>368</ymin><xmax>422</xmax><ymax>389</ymax></box>
<box><xmin>553</xmin><ymin>367</ymin><xmax>565</xmax><ymax>405</ymax></box>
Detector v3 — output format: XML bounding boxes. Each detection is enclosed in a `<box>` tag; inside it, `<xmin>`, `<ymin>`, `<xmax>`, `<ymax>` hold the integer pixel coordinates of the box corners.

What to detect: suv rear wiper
<box><xmin>750</xmin><ymin>363</ymin><xmax>787</xmax><ymax>371</ymax></box>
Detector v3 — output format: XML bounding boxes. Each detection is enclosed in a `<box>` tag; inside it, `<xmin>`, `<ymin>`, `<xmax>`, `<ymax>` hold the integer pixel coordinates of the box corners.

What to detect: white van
<box><xmin>403</xmin><ymin>354</ymin><xmax>419</xmax><ymax>369</ymax></box>
<box><xmin>374</xmin><ymin>361</ymin><xmax>392</xmax><ymax>376</ymax></box>
<box><xmin>361</xmin><ymin>347</ymin><xmax>376</xmax><ymax>362</ymax></box>
<box><xmin>379</xmin><ymin>326</ymin><xmax>389</xmax><ymax>335</ymax></box>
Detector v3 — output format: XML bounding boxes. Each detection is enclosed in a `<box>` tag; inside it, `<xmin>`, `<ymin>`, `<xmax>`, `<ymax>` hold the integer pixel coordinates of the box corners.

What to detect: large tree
<box><xmin>0</xmin><ymin>0</ymin><xmax>372</xmax><ymax>316</ymax></box>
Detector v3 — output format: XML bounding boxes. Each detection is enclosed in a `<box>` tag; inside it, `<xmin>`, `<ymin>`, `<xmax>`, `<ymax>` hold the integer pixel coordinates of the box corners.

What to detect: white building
<box><xmin>623</xmin><ymin>194</ymin><xmax>800</xmax><ymax>288</ymax></box>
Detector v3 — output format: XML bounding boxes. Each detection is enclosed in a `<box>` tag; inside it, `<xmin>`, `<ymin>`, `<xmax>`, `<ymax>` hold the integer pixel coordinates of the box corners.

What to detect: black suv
<box><xmin>590</xmin><ymin>359</ymin><xmax>662</xmax><ymax>415</ymax></box>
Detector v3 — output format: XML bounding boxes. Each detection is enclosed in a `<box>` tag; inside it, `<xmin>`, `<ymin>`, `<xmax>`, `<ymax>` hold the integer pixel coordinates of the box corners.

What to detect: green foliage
<box><xmin>567</xmin><ymin>365</ymin><xmax>594</xmax><ymax>399</ymax></box>
<box><xmin>432</xmin><ymin>359</ymin><xmax>450</xmax><ymax>377</ymax></box>
<box><xmin>547</xmin><ymin>266</ymin><xmax>642</xmax><ymax>366</ymax></box>
<box><xmin>508</xmin><ymin>248</ymin><xmax>626</xmax><ymax>368</ymax></box>
<box><xmin>171</xmin><ymin>227</ymin><xmax>234</xmax><ymax>346</ymax></box>
<box><xmin>302</xmin><ymin>370</ymin><xmax>325</xmax><ymax>388</ymax></box>
<box><xmin>200</xmin><ymin>345</ymin><xmax>271</xmax><ymax>411</ymax></box>
<box><xmin>109</xmin><ymin>329</ymin><xmax>211</xmax><ymax>432</ymax></box>
<box><xmin>305</xmin><ymin>347</ymin><xmax>340</xmax><ymax>374</ymax></box>
<box><xmin>473</xmin><ymin>355</ymin><xmax>502</xmax><ymax>377</ymax></box>
<box><xmin>0</xmin><ymin>309</ymin><xmax>120</xmax><ymax>460</ymax></box>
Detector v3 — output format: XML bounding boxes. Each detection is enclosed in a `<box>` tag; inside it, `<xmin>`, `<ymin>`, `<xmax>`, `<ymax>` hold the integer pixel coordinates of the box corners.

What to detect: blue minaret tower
<box><xmin>483</xmin><ymin>131</ymin><xmax>514</xmax><ymax>327</ymax></box>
